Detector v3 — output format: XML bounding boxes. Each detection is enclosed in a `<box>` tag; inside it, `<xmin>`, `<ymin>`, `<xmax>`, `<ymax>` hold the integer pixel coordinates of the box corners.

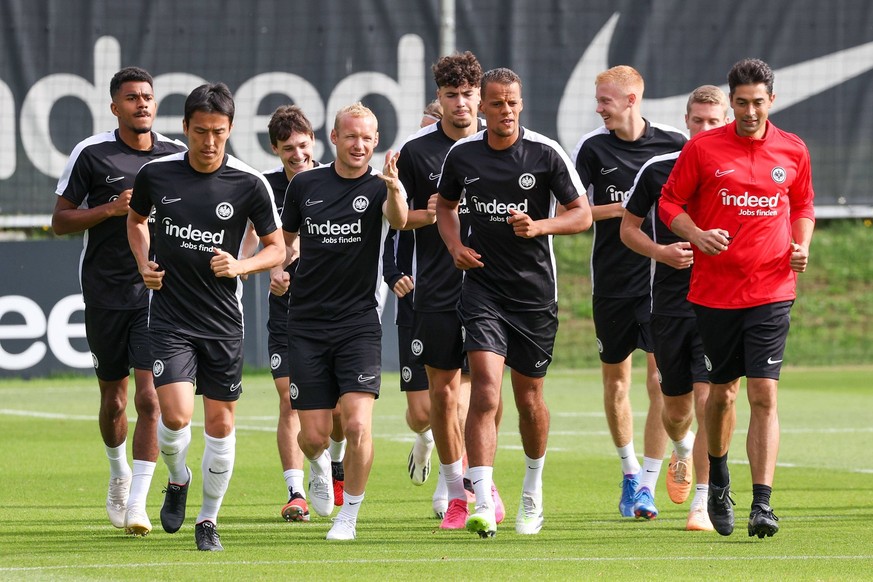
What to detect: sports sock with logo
<box><xmin>616</xmin><ymin>442</ymin><xmax>641</xmax><ymax>476</ymax></box>
<box><xmin>157</xmin><ymin>418</ymin><xmax>192</xmax><ymax>485</ymax></box>
<box><xmin>522</xmin><ymin>453</ymin><xmax>545</xmax><ymax>495</ymax></box>
<box><xmin>337</xmin><ymin>491</ymin><xmax>364</xmax><ymax>520</ymax></box>
<box><xmin>638</xmin><ymin>456</ymin><xmax>663</xmax><ymax>493</ymax></box>
<box><xmin>466</xmin><ymin>466</ymin><xmax>494</xmax><ymax>511</ymax></box>
<box><xmin>284</xmin><ymin>468</ymin><xmax>305</xmax><ymax>498</ymax></box>
<box><xmin>198</xmin><ymin>430</ymin><xmax>236</xmax><ymax>524</ymax></box>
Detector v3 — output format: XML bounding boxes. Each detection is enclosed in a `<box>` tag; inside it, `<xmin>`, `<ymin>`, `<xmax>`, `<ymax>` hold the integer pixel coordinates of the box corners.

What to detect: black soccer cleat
<box><xmin>160</xmin><ymin>467</ymin><xmax>191</xmax><ymax>534</ymax></box>
<box><xmin>707</xmin><ymin>482</ymin><xmax>735</xmax><ymax>536</ymax></box>
<box><xmin>748</xmin><ymin>503</ymin><xmax>780</xmax><ymax>538</ymax></box>
<box><xmin>195</xmin><ymin>520</ymin><xmax>224</xmax><ymax>551</ymax></box>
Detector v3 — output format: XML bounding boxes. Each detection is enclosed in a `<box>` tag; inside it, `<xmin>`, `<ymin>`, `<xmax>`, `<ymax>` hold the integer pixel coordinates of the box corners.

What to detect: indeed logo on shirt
<box><xmin>470</xmin><ymin>195</ymin><xmax>528</xmax><ymax>222</ymax></box>
<box><xmin>606</xmin><ymin>184</ymin><xmax>630</xmax><ymax>203</ymax></box>
<box><xmin>303</xmin><ymin>217</ymin><xmax>362</xmax><ymax>236</ymax></box>
<box><xmin>720</xmin><ymin>188</ymin><xmax>781</xmax><ymax>216</ymax></box>
<box><xmin>161</xmin><ymin>217</ymin><xmax>225</xmax><ymax>247</ymax></box>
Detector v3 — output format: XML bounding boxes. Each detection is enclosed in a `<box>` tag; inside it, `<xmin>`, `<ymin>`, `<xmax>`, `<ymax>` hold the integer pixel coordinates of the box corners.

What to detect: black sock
<box><xmin>752</xmin><ymin>484</ymin><xmax>772</xmax><ymax>508</ymax></box>
<box><xmin>708</xmin><ymin>453</ymin><xmax>730</xmax><ymax>488</ymax></box>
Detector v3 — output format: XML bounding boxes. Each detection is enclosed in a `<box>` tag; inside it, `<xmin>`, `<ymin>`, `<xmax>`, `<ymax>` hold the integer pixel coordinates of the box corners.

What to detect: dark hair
<box><xmin>109</xmin><ymin>67</ymin><xmax>153</xmax><ymax>99</ymax></box>
<box><xmin>481</xmin><ymin>67</ymin><xmax>522</xmax><ymax>95</ymax></box>
<box><xmin>728</xmin><ymin>58</ymin><xmax>775</xmax><ymax>95</ymax></box>
<box><xmin>267</xmin><ymin>105</ymin><xmax>314</xmax><ymax>146</ymax></box>
<box><xmin>432</xmin><ymin>51</ymin><xmax>483</xmax><ymax>89</ymax></box>
<box><xmin>184</xmin><ymin>82</ymin><xmax>235</xmax><ymax>124</ymax></box>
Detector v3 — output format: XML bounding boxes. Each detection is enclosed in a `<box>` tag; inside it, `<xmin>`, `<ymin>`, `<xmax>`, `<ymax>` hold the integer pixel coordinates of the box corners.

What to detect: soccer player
<box><xmin>398</xmin><ymin>52</ymin><xmax>506</xmax><ymax>529</ymax></box>
<box><xmin>127</xmin><ymin>82</ymin><xmax>285</xmax><ymax>551</ymax></box>
<box><xmin>279</xmin><ymin>103</ymin><xmax>408</xmax><ymax>541</ymax></box>
<box><xmin>51</xmin><ymin>66</ymin><xmax>186</xmax><ymax>536</ymax></box>
<box><xmin>571</xmin><ymin>65</ymin><xmax>685</xmax><ymax>519</ymax></box>
<box><xmin>660</xmin><ymin>59</ymin><xmax>815</xmax><ymax>538</ymax></box>
<box><xmin>437</xmin><ymin>68</ymin><xmax>592</xmax><ymax>538</ymax></box>
<box><xmin>420</xmin><ymin>99</ymin><xmax>443</xmax><ymax>127</ymax></box>
<box><xmin>620</xmin><ymin>85</ymin><xmax>730</xmax><ymax>531</ymax></box>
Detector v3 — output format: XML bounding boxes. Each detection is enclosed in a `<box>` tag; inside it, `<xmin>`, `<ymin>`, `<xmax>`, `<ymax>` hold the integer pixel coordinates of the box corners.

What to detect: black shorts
<box><xmin>457</xmin><ymin>291</ymin><xmax>557</xmax><ymax>378</ymax></box>
<box><xmin>149</xmin><ymin>329</ymin><xmax>244</xmax><ymax>401</ymax></box>
<box><xmin>651</xmin><ymin>314</ymin><xmax>708</xmax><ymax>397</ymax></box>
<box><xmin>410</xmin><ymin>310</ymin><xmax>467</xmax><ymax>372</ymax></box>
<box><xmin>398</xmin><ymin>324</ymin><xmax>428</xmax><ymax>392</ymax></box>
<box><xmin>84</xmin><ymin>306</ymin><xmax>150</xmax><ymax>381</ymax></box>
<box><xmin>693</xmin><ymin>301</ymin><xmax>793</xmax><ymax>384</ymax></box>
<box><xmin>592</xmin><ymin>295</ymin><xmax>653</xmax><ymax>364</ymax></box>
<box><xmin>267</xmin><ymin>292</ymin><xmax>292</xmax><ymax>379</ymax></box>
<box><xmin>288</xmin><ymin>322</ymin><xmax>381</xmax><ymax>410</ymax></box>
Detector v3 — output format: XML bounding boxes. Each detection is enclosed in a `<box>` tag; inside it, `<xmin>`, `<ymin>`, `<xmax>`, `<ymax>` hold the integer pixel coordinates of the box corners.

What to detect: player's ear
<box><xmin>330</xmin><ymin>128</ymin><xmax>337</xmax><ymax>146</ymax></box>
<box><xmin>182</xmin><ymin>119</ymin><xmax>189</xmax><ymax>137</ymax></box>
<box><xmin>374</xmin><ymin>131</ymin><xmax>379</xmax><ymax>148</ymax></box>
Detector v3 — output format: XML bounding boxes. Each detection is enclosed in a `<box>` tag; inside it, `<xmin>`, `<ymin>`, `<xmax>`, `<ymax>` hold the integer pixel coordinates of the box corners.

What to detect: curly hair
<box><xmin>432</xmin><ymin>51</ymin><xmax>483</xmax><ymax>89</ymax></box>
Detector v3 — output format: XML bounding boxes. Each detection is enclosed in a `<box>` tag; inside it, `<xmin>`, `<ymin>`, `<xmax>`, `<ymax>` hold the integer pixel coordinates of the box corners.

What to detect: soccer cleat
<box><xmin>160</xmin><ymin>466</ymin><xmax>191</xmax><ymax>534</ymax></box>
<box><xmin>439</xmin><ymin>498</ymin><xmax>470</xmax><ymax>529</ymax></box>
<box><xmin>686</xmin><ymin>503</ymin><xmax>715</xmax><ymax>531</ymax></box>
<box><xmin>633</xmin><ymin>486</ymin><xmax>659</xmax><ymax>520</ymax></box>
<box><xmin>465</xmin><ymin>505</ymin><xmax>497</xmax><ymax>538</ymax></box>
<box><xmin>666</xmin><ymin>451</ymin><xmax>693</xmax><ymax>504</ymax></box>
<box><xmin>331</xmin><ymin>461</ymin><xmax>345</xmax><ymax>507</ymax></box>
<box><xmin>432</xmin><ymin>470</ymin><xmax>448</xmax><ymax>519</ymax></box>
<box><xmin>515</xmin><ymin>493</ymin><xmax>544</xmax><ymax>535</ymax></box>
<box><xmin>492</xmin><ymin>483</ymin><xmax>505</xmax><ymax>524</ymax></box>
<box><xmin>308</xmin><ymin>473</ymin><xmax>335</xmax><ymax>517</ymax></box>
<box><xmin>407</xmin><ymin>433</ymin><xmax>434</xmax><ymax>485</ymax></box>
<box><xmin>281</xmin><ymin>491</ymin><xmax>310</xmax><ymax>522</ymax></box>
<box><xmin>106</xmin><ymin>474</ymin><xmax>131</xmax><ymax>528</ymax></box>
<box><xmin>748</xmin><ymin>503</ymin><xmax>780</xmax><ymax>538</ymax></box>
<box><xmin>707</xmin><ymin>482</ymin><xmax>735</xmax><ymax>536</ymax></box>
<box><xmin>618</xmin><ymin>473</ymin><xmax>639</xmax><ymax>517</ymax></box>
<box><xmin>124</xmin><ymin>506</ymin><xmax>152</xmax><ymax>536</ymax></box>
<box><xmin>326</xmin><ymin>516</ymin><xmax>357</xmax><ymax>540</ymax></box>
<box><xmin>463</xmin><ymin>478</ymin><xmax>476</xmax><ymax>503</ymax></box>
<box><xmin>194</xmin><ymin>520</ymin><xmax>223</xmax><ymax>551</ymax></box>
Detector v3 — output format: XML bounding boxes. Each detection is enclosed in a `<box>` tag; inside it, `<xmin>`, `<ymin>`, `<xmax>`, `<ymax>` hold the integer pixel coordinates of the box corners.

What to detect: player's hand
<box><xmin>378</xmin><ymin>150</ymin><xmax>401</xmax><ymax>191</ymax></box>
<box><xmin>141</xmin><ymin>260</ymin><xmax>164</xmax><ymax>290</ymax></box>
<box><xmin>108</xmin><ymin>189</ymin><xmax>132</xmax><ymax>217</ymax></box>
<box><xmin>211</xmin><ymin>247</ymin><xmax>243</xmax><ymax>278</ymax></box>
<box><xmin>508</xmin><ymin>208</ymin><xmax>541</xmax><ymax>238</ymax></box>
<box><xmin>449</xmin><ymin>244</ymin><xmax>484</xmax><ymax>270</ymax></box>
<box><xmin>392</xmin><ymin>275</ymin><xmax>414</xmax><ymax>298</ymax></box>
<box><xmin>694</xmin><ymin>228</ymin><xmax>731</xmax><ymax>255</ymax></box>
<box><xmin>270</xmin><ymin>268</ymin><xmax>291</xmax><ymax>295</ymax></box>
<box><xmin>790</xmin><ymin>242</ymin><xmax>809</xmax><ymax>273</ymax></box>
<box><xmin>657</xmin><ymin>241</ymin><xmax>694</xmax><ymax>269</ymax></box>
<box><xmin>425</xmin><ymin>193</ymin><xmax>438</xmax><ymax>224</ymax></box>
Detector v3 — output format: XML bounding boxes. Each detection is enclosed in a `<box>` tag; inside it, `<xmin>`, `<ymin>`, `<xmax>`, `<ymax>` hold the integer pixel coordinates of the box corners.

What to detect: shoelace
<box><xmin>673</xmin><ymin>458</ymin><xmax>689</xmax><ymax>483</ymax></box>
<box><xmin>716</xmin><ymin>487</ymin><xmax>735</xmax><ymax>507</ymax></box>
<box><xmin>521</xmin><ymin>495</ymin><xmax>539</xmax><ymax>518</ymax></box>
<box><xmin>311</xmin><ymin>477</ymin><xmax>331</xmax><ymax>499</ymax></box>
<box><xmin>199</xmin><ymin>523</ymin><xmax>221</xmax><ymax>544</ymax></box>
<box><xmin>107</xmin><ymin>478</ymin><xmax>128</xmax><ymax>507</ymax></box>
<box><xmin>330</xmin><ymin>516</ymin><xmax>356</xmax><ymax>534</ymax></box>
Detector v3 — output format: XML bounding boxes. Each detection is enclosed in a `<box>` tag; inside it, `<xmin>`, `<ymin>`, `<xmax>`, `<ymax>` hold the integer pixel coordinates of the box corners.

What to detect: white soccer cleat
<box><xmin>106</xmin><ymin>475</ymin><xmax>131</xmax><ymax>528</ymax></box>
<box><xmin>124</xmin><ymin>506</ymin><xmax>152</xmax><ymax>536</ymax></box>
<box><xmin>515</xmin><ymin>493</ymin><xmax>544</xmax><ymax>535</ymax></box>
<box><xmin>465</xmin><ymin>504</ymin><xmax>497</xmax><ymax>538</ymax></box>
<box><xmin>308</xmin><ymin>473</ymin><xmax>335</xmax><ymax>517</ymax></box>
<box><xmin>326</xmin><ymin>516</ymin><xmax>357</xmax><ymax>540</ymax></box>
<box><xmin>408</xmin><ymin>432</ymin><xmax>434</xmax><ymax>486</ymax></box>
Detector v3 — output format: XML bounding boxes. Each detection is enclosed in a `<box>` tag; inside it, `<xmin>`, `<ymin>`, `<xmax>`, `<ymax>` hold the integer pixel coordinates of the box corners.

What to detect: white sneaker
<box><xmin>106</xmin><ymin>475</ymin><xmax>131</xmax><ymax>528</ymax></box>
<box><xmin>326</xmin><ymin>516</ymin><xmax>357</xmax><ymax>540</ymax></box>
<box><xmin>124</xmin><ymin>506</ymin><xmax>152</xmax><ymax>536</ymax></box>
<box><xmin>515</xmin><ymin>493</ymin><xmax>544</xmax><ymax>535</ymax></box>
<box><xmin>432</xmin><ymin>469</ymin><xmax>448</xmax><ymax>518</ymax></box>
<box><xmin>465</xmin><ymin>504</ymin><xmax>497</xmax><ymax>538</ymax></box>
<box><xmin>408</xmin><ymin>431</ymin><xmax>434</xmax><ymax>485</ymax></box>
<box><xmin>308</xmin><ymin>473</ymin><xmax>334</xmax><ymax>517</ymax></box>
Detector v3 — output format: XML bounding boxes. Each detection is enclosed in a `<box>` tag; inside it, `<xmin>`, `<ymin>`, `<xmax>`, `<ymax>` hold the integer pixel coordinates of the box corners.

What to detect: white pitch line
<box><xmin>2</xmin><ymin>554</ymin><xmax>872</xmax><ymax>573</ymax></box>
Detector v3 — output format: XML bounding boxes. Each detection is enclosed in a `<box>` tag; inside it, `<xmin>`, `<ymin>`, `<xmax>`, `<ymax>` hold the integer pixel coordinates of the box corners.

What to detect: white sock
<box><xmin>197</xmin><ymin>430</ymin><xmax>236</xmax><ymax>525</ymax></box>
<box><xmin>522</xmin><ymin>453</ymin><xmax>546</xmax><ymax>496</ymax></box>
<box><xmin>337</xmin><ymin>491</ymin><xmax>364</xmax><ymax>521</ymax></box>
<box><xmin>442</xmin><ymin>459</ymin><xmax>465</xmax><ymax>501</ymax></box>
<box><xmin>672</xmin><ymin>432</ymin><xmax>695</xmax><ymax>460</ymax></box>
<box><xmin>284</xmin><ymin>469</ymin><xmax>305</xmax><ymax>498</ymax></box>
<box><xmin>328</xmin><ymin>438</ymin><xmax>347</xmax><ymax>463</ymax></box>
<box><xmin>639</xmin><ymin>456</ymin><xmax>663</xmax><ymax>493</ymax></box>
<box><xmin>617</xmin><ymin>442</ymin><xmax>641</xmax><ymax>476</ymax></box>
<box><xmin>433</xmin><ymin>468</ymin><xmax>448</xmax><ymax>501</ymax></box>
<box><xmin>466</xmin><ymin>466</ymin><xmax>494</xmax><ymax>511</ymax></box>
<box><xmin>157</xmin><ymin>418</ymin><xmax>191</xmax><ymax>484</ymax></box>
<box><xmin>310</xmin><ymin>449</ymin><xmax>332</xmax><ymax>478</ymax></box>
<box><xmin>691</xmin><ymin>484</ymin><xmax>709</xmax><ymax>508</ymax></box>
<box><xmin>127</xmin><ymin>460</ymin><xmax>156</xmax><ymax>511</ymax></box>
<box><xmin>105</xmin><ymin>441</ymin><xmax>131</xmax><ymax>479</ymax></box>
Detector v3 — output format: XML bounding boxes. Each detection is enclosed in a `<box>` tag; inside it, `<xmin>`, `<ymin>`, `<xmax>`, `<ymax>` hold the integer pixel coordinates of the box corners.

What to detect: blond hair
<box><xmin>595</xmin><ymin>65</ymin><xmax>644</xmax><ymax>98</ymax></box>
<box><xmin>686</xmin><ymin>85</ymin><xmax>729</xmax><ymax>114</ymax></box>
<box><xmin>334</xmin><ymin>102</ymin><xmax>377</xmax><ymax>131</ymax></box>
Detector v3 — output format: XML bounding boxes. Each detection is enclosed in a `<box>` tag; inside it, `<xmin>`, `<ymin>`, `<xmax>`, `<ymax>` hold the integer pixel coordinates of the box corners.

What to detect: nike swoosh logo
<box><xmin>767</xmin><ymin>357</ymin><xmax>783</xmax><ymax>365</ymax></box>
<box><xmin>429</xmin><ymin>173</ymin><xmax>441</xmax><ymax>181</ymax></box>
<box><xmin>161</xmin><ymin>196</ymin><xmax>182</xmax><ymax>204</ymax></box>
<box><xmin>105</xmin><ymin>175</ymin><xmax>124</xmax><ymax>183</ymax></box>
<box><xmin>557</xmin><ymin>12</ymin><xmax>873</xmax><ymax>149</ymax></box>
<box><xmin>464</xmin><ymin>177</ymin><xmax>480</xmax><ymax>184</ymax></box>
<box><xmin>305</xmin><ymin>199</ymin><xmax>323</xmax><ymax>206</ymax></box>
<box><xmin>535</xmin><ymin>359</ymin><xmax>549</xmax><ymax>368</ymax></box>
<box><xmin>357</xmin><ymin>374</ymin><xmax>376</xmax><ymax>383</ymax></box>
<box><xmin>229</xmin><ymin>382</ymin><xmax>242</xmax><ymax>392</ymax></box>
<box><xmin>208</xmin><ymin>468</ymin><xmax>230</xmax><ymax>474</ymax></box>
<box><xmin>600</xmin><ymin>167</ymin><xmax>617</xmax><ymax>175</ymax></box>
<box><xmin>348</xmin><ymin>501</ymin><xmax>360</xmax><ymax>506</ymax></box>
<box><xmin>472</xmin><ymin>479</ymin><xmax>483</xmax><ymax>485</ymax></box>
<box><xmin>646</xmin><ymin>470</ymin><xmax>657</xmax><ymax>473</ymax></box>
<box><xmin>715</xmin><ymin>169</ymin><xmax>735</xmax><ymax>178</ymax></box>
